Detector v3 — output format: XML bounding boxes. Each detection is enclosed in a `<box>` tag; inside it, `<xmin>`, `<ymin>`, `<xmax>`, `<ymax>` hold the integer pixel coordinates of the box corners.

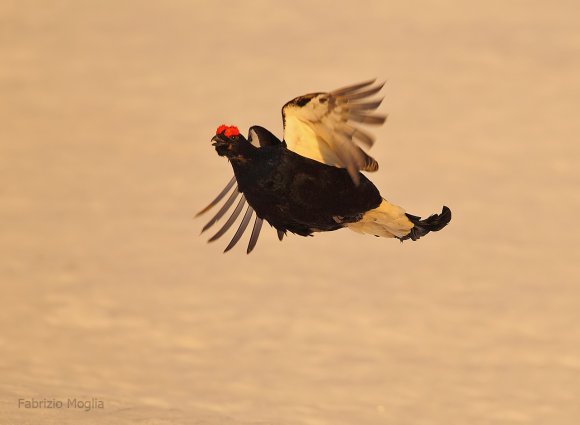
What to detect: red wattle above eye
<box><xmin>224</xmin><ymin>126</ymin><xmax>240</xmax><ymax>137</ymax></box>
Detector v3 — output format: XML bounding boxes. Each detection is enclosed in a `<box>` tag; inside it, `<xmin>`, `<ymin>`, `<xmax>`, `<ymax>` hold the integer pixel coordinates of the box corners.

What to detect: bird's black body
<box><xmin>216</xmin><ymin>130</ymin><xmax>381</xmax><ymax>236</ymax></box>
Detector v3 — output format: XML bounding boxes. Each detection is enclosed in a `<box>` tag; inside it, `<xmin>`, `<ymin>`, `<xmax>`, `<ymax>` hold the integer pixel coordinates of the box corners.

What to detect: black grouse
<box><xmin>197</xmin><ymin>80</ymin><xmax>451</xmax><ymax>253</ymax></box>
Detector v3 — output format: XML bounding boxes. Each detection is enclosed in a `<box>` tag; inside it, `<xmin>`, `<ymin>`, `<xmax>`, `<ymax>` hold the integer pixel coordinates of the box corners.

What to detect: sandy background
<box><xmin>1</xmin><ymin>1</ymin><xmax>579</xmax><ymax>424</ymax></box>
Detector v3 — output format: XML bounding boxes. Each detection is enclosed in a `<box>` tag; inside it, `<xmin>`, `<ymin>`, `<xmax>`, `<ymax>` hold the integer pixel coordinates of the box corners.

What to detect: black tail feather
<box><xmin>399</xmin><ymin>206</ymin><xmax>452</xmax><ymax>241</ymax></box>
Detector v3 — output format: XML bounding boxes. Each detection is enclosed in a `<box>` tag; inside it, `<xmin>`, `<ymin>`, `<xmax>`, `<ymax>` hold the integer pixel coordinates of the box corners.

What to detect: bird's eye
<box><xmin>319</xmin><ymin>96</ymin><xmax>328</xmax><ymax>104</ymax></box>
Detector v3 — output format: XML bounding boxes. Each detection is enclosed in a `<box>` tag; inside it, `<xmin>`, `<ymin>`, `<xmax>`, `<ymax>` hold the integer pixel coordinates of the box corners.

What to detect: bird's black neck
<box><xmin>224</xmin><ymin>137</ymin><xmax>258</xmax><ymax>165</ymax></box>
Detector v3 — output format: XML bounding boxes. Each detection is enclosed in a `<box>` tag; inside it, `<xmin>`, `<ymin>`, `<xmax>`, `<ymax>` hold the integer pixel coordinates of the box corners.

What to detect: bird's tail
<box><xmin>398</xmin><ymin>206</ymin><xmax>452</xmax><ymax>241</ymax></box>
<box><xmin>347</xmin><ymin>200</ymin><xmax>451</xmax><ymax>241</ymax></box>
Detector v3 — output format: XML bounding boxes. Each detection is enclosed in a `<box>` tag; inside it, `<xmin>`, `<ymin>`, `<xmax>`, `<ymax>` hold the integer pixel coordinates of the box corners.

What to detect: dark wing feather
<box><xmin>246</xmin><ymin>216</ymin><xmax>264</xmax><ymax>254</ymax></box>
<box><xmin>195</xmin><ymin>177</ymin><xmax>236</xmax><ymax>217</ymax></box>
<box><xmin>224</xmin><ymin>205</ymin><xmax>254</xmax><ymax>253</ymax></box>
<box><xmin>207</xmin><ymin>195</ymin><xmax>246</xmax><ymax>242</ymax></box>
<box><xmin>201</xmin><ymin>187</ymin><xmax>240</xmax><ymax>233</ymax></box>
<box><xmin>331</xmin><ymin>79</ymin><xmax>377</xmax><ymax>96</ymax></box>
<box><xmin>198</xmin><ymin>176</ymin><xmax>271</xmax><ymax>253</ymax></box>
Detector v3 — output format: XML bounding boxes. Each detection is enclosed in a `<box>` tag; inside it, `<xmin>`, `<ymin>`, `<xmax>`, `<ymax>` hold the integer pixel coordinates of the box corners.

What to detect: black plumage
<box><xmin>216</xmin><ymin>128</ymin><xmax>382</xmax><ymax>237</ymax></box>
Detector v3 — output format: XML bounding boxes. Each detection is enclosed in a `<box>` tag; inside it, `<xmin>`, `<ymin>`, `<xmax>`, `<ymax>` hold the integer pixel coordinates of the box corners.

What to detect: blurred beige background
<box><xmin>1</xmin><ymin>1</ymin><xmax>579</xmax><ymax>424</ymax></box>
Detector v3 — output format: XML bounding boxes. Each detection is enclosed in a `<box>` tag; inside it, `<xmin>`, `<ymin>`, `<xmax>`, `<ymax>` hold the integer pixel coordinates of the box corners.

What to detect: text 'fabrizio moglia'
<box><xmin>18</xmin><ymin>398</ymin><xmax>104</xmax><ymax>412</ymax></box>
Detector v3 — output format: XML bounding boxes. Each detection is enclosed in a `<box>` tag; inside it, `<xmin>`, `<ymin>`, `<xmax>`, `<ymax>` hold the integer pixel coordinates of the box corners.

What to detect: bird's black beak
<box><xmin>211</xmin><ymin>134</ymin><xmax>227</xmax><ymax>146</ymax></box>
<box><xmin>212</xmin><ymin>134</ymin><xmax>231</xmax><ymax>156</ymax></box>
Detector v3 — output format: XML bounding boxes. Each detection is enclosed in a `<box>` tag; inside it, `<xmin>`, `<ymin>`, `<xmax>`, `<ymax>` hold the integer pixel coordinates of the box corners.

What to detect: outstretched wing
<box><xmin>282</xmin><ymin>79</ymin><xmax>386</xmax><ymax>185</ymax></box>
<box><xmin>196</xmin><ymin>126</ymin><xmax>285</xmax><ymax>254</ymax></box>
<box><xmin>196</xmin><ymin>176</ymin><xmax>265</xmax><ymax>254</ymax></box>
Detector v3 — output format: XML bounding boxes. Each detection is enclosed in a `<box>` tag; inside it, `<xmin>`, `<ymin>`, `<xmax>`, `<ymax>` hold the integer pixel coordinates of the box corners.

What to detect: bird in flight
<box><xmin>197</xmin><ymin>79</ymin><xmax>451</xmax><ymax>253</ymax></box>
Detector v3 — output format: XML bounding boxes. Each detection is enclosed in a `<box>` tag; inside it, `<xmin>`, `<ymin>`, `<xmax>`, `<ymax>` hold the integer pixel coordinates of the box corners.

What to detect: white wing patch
<box><xmin>283</xmin><ymin>114</ymin><xmax>341</xmax><ymax>166</ymax></box>
<box><xmin>282</xmin><ymin>79</ymin><xmax>386</xmax><ymax>185</ymax></box>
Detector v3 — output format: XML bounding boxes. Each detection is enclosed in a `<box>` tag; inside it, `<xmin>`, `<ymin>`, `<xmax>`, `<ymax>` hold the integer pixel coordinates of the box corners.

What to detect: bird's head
<box><xmin>211</xmin><ymin>125</ymin><xmax>246</xmax><ymax>157</ymax></box>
